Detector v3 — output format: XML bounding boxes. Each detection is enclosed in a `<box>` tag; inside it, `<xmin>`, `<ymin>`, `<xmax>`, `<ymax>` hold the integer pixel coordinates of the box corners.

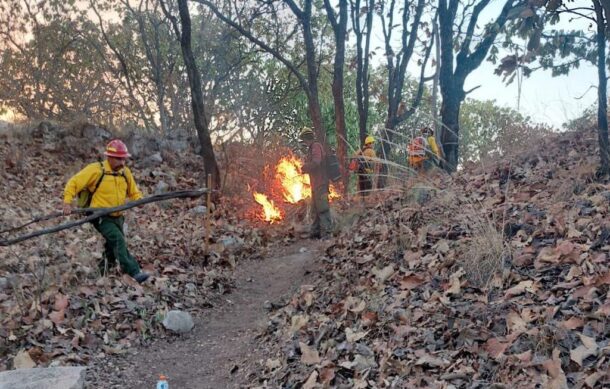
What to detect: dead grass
<box><xmin>461</xmin><ymin>220</ymin><xmax>507</xmax><ymax>289</ymax></box>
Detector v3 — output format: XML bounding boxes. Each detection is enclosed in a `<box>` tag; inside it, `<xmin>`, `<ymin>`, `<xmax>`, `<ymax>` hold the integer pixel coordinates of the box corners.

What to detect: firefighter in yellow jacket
<box><xmin>349</xmin><ymin>135</ymin><xmax>377</xmax><ymax>198</ymax></box>
<box><xmin>63</xmin><ymin>139</ymin><xmax>149</xmax><ymax>283</ymax></box>
<box><xmin>408</xmin><ymin>127</ymin><xmax>441</xmax><ymax>172</ymax></box>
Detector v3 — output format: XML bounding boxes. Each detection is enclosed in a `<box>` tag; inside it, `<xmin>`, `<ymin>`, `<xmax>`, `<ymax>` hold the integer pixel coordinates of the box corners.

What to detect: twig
<box><xmin>0</xmin><ymin>189</ymin><xmax>210</xmax><ymax>247</ymax></box>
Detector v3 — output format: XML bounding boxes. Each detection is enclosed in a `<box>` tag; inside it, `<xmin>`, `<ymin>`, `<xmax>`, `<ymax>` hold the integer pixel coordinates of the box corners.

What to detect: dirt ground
<box><xmin>86</xmin><ymin>241</ymin><xmax>321</xmax><ymax>388</ymax></box>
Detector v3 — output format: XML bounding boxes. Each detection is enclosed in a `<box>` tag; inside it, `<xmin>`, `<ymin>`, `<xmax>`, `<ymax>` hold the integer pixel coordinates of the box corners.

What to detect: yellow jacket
<box><xmin>64</xmin><ymin>160</ymin><xmax>143</xmax><ymax>214</ymax></box>
<box><xmin>427</xmin><ymin>136</ymin><xmax>441</xmax><ymax>158</ymax></box>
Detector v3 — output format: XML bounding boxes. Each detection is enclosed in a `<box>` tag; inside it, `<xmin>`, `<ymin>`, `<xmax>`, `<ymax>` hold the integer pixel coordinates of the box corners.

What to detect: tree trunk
<box><xmin>440</xmin><ymin>91</ymin><xmax>460</xmax><ymax>172</ymax></box>
<box><xmin>177</xmin><ymin>0</ymin><xmax>220</xmax><ymax>189</ymax></box>
<box><xmin>325</xmin><ymin>0</ymin><xmax>349</xmax><ymax>191</ymax></box>
<box><xmin>594</xmin><ymin>0</ymin><xmax>610</xmax><ymax>176</ymax></box>
<box><xmin>352</xmin><ymin>0</ymin><xmax>374</xmax><ymax>145</ymax></box>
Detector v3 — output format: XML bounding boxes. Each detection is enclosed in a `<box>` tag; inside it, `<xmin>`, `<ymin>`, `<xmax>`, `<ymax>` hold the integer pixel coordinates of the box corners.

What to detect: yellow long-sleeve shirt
<box><xmin>63</xmin><ymin>160</ymin><xmax>143</xmax><ymax>214</ymax></box>
<box><xmin>427</xmin><ymin>136</ymin><xmax>441</xmax><ymax>158</ymax></box>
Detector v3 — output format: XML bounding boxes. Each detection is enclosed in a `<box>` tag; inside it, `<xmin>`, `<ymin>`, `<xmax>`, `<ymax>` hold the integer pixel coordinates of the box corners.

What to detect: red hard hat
<box><xmin>104</xmin><ymin>139</ymin><xmax>130</xmax><ymax>158</ymax></box>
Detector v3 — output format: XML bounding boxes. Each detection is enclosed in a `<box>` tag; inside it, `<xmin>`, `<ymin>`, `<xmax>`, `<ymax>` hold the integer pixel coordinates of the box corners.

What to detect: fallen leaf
<box><xmin>48</xmin><ymin>310</ymin><xmax>65</xmax><ymax>325</ymax></box>
<box><xmin>561</xmin><ymin>316</ymin><xmax>584</xmax><ymax>330</ymax></box>
<box><xmin>290</xmin><ymin>315</ymin><xmax>309</xmax><ymax>333</ymax></box>
<box><xmin>302</xmin><ymin>370</ymin><xmax>318</xmax><ymax>389</ymax></box>
<box><xmin>372</xmin><ymin>264</ymin><xmax>394</xmax><ymax>283</ymax></box>
<box><xmin>399</xmin><ymin>274</ymin><xmax>425</xmax><ymax>290</ymax></box>
<box><xmin>53</xmin><ymin>293</ymin><xmax>69</xmax><ymax>311</ymax></box>
<box><xmin>13</xmin><ymin>349</ymin><xmax>36</xmax><ymax>369</ymax></box>
<box><xmin>345</xmin><ymin>327</ymin><xmax>368</xmax><ymax>343</ymax></box>
<box><xmin>300</xmin><ymin>342</ymin><xmax>321</xmax><ymax>365</ymax></box>
<box><xmin>543</xmin><ymin>348</ymin><xmax>568</xmax><ymax>389</ymax></box>
<box><xmin>504</xmin><ymin>280</ymin><xmax>535</xmax><ymax>299</ymax></box>
<box><xmin>507</xmin><ymin>310</ymin><xmax>528</xmax><ymax>334</ymax></box>
<box><xmin>345</xmin><ymin>296</ymin><xmax>366</xmax><ymax>313</ymax></box>
<box><xmin>484</xmin><ymin>338</ymin><xmax>510</xmax><ymax>360</ymax></box>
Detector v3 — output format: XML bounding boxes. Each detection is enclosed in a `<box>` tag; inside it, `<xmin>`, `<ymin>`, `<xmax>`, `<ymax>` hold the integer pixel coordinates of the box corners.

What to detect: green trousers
<box><xmin>92</xmin><ymin>216</ymin><xmax>140</xmax><ymax>277</ymax></box>
<box><xmin>311</xmin><ymin>187</ymin><xmax>332</xmax><ymax>237</ymax></box>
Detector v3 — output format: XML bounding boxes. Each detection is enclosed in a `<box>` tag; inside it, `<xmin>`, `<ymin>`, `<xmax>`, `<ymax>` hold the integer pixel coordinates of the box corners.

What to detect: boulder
<box><xmin>190</xmin><ymin>206</ymin><xmax>207</xmax><ymax>215</ymax></box>
<box><xmin>162</xmin><ymin>310</ymin><xmax>194</xmax><ymax>334</ymax></box>
<box><xmin>141</xmin><ymin>152</ymin><xmax>163</xmax><ymax>168</ymax></box>
<box><xmin>154</xmin><ymin>180</ymin><xmax>170</xmax><ymax>195</ymax></box>
<box><xmin>0</xmin><ymin>367</ymin><xmax>86</xmax><ymax>389</ymax></box>
<box><xmin>0</xmin><ymin>277</ymin><xmax>8</xmax><ymax>291</ymax></box>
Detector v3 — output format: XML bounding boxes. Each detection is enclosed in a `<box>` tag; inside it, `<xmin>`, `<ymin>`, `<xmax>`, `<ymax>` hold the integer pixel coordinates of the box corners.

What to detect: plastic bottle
<box><xmin>156</xmin><ymin>375</ymin><xmax>168</xmax><ymax>389</ymax></box>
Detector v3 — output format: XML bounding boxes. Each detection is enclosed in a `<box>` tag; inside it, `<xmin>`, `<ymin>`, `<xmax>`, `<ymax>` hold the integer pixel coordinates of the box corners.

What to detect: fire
<box><xmin>276</xmin><ymin>155</ymin><xmax>341</xmax><ymax>203</ymax></box>
<box><xmin>253</xmin><ymin>192</ymin><xmax>282</xmax><ymax>223</ymax></box>
<box><xmin>252</xmin><ymin>153</ymin><xmax>342</xmax><ymax>223</ymax></box>
<box><xmin>276</xmin><ymin>156</ymin><xmax>311</xmax><ymax>203</ymax></box>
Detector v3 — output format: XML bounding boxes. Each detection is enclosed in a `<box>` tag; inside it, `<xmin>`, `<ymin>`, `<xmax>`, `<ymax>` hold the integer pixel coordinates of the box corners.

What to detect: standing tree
<box><xmin>198</xmin><ymin>0</ymin><xmax>330</xmax><ymax>143</ymax></box>
<box><xmin>496</xmin><ymin>0</ymin><xmax>608</xmax><ymax>175</ymax></box>
<box><xmin>438</xmin><ymin>0</ymin><xmax>521</xmax><ymax>172</ymax></box>
<box><xmin>378</xmin><ymin>0</ymin><xmax>432</xmax><ymax>187</ymax></box>
<box><xmin>323</xmin><ymin>0</ymin><xmax>349</xmax><ymax>189</ymax></box>
<box><xmin>350</xmin><ymin>0</ymin><xmax>375</xmax><ymax>145</ymax></box>
<box><xmin>161</xmin><ymin>0</ymin><xmax>220</xmax><ymax>188</ymax></box>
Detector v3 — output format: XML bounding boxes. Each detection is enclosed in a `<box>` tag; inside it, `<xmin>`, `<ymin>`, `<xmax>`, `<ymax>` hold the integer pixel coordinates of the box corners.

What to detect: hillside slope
<box><xmin>0</xmin><ymin>122</ymin><xmax>266</xmax><ymax>371</ymax></box>
<box><xmin>251</xmin><ymin>129</ymin><xmax>610</xmax><ymax>388</ymax></box>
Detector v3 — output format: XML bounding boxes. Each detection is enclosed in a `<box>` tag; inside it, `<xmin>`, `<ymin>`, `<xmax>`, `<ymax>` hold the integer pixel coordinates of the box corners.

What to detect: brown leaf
<box><xmin>484</xmin><ymin>338</ymin><xmax>510</xmax><ymax>360</ymax></box>
<box><xmin>302</xmin><ymin>370</ymin><xmax>318</xmax><ymax>389</ymax></box>
<box><xmin>53</xmin><ymin>293</ymin><xmax>69</xmax><ymax>311</ymax></box>
<box><xmin>506</xmin><ymin>310</ymin><xmax>528</xmax><ymax>335</ymax></box>
<box><xmin>560</xmin><ymin>316</ymin><xmax>584</xmax><ymax>330</ymax></box>
<box><xmin>319</xmin><ymin>367</ymin><xmax>335</xmax><ymax>385</ymax></box>
<box><xmin>504</xmin><ymin>280</ymin><xmax>535</xmax><ymax>299</ymax></box>
<box><xmin>543</xmin><ymin>348</ymin><xmax>568</xmax><ymax>389</ymax></box>
<box><xmin>570</xmin><ymin>334</ymin><xmax>598</xmax><ymax>366</ymax></box>
<box><xmin>595</xmin><ymin>302</ymin><xmax>610</xmax><ymax>317</ymax></box>
<box><xmin>299</xmin><ymin>342</ymin><xmax>321</xmax><ymax>365</ymax></box>
<box><xmin>48</xmin><ymin>310</ymin><xmax>65</xmax><ymax>325</ymax></box>
<box><xmin>13</xmin><ymin>349</ymin><xmax>36</xmax><ymax>369</ymax></box>
<box><xmin>399</xmin><ymin>274</ymin><xmax>425</xmax><ymax>290</ymax></box>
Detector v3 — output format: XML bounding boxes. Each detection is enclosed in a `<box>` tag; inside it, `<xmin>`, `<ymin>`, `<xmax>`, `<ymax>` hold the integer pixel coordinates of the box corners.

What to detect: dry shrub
<box><xmin>461</xmin><ymin>220</ymin><xmax>507</xmax><ymax>289</ymax></box>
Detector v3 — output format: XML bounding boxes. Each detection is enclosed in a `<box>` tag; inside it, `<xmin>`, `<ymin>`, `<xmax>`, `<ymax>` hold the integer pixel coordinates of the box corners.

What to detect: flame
<box><xmin>252</xmin><ymin>153</ymin><xmax>342</xmax><ymax>223</ymax></box>
<box><xmin>276</xmin><ymin>156</ymin><xmax>311</xmax><ymax>203</ymax></box>
<box><xmin>329</xmin><ymin>185</ymin><xmax>341</xmax><ymax>200</ymax></box>
<box><xmin>253</xmin><ymin>192</ymin><xmax>282</xmax><ymax>223</ymax></box>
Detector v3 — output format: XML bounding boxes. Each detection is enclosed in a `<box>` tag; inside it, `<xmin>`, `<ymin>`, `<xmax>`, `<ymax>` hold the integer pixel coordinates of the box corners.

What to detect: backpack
<box><xmin>408</xmin><ymin>136</ymin><xmax>428</xmax><ymax>157</ymax></box>
<box><xmin>77</xmin><ymin>162</ymin><xmax>127</xmax><ymax>208</ymax></box>
<box><xmin>325</xmin><ymin>149</ymin><xmax>341</xmax><ymax>182</ymax></box>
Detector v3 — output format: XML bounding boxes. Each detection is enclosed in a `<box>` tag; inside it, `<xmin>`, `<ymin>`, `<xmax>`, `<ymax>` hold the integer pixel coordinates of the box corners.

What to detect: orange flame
<box><xmin>253</xmin><ymin>192</ymin><xmax>282</xmax><ymax>223</ymax></box>
<box><xmin>276</xmin><ymin>156</ymin><xmax>311</xmax><ymax>203</ymax></box>
<box><xmin>252</xmin><ymin>153</ymin><xmax>342</xmax><ymax>223</ymax></box>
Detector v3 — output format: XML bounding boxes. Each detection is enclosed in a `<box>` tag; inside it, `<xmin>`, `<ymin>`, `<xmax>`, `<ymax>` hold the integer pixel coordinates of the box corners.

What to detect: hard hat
<box><xmin>364</xmin><ymin>135</ymin><xmax>375</xmax><ymax>145</ymax></box>
<box><xmin>104</xmin><ymin>139</ymin><xmax>130</xmax><ymax>158</ymax></box>
<box><xmin>422</xmin><ymin>127</ymin><xmax>433</xmax><ymax>135</ymax></box>
<box><xmin>299</xmin><ymin>127</ymin><xmax>314</xmax><ymax>139</ymax></box>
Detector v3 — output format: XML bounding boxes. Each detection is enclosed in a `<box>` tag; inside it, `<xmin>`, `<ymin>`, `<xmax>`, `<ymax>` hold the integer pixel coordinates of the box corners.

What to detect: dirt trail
<box><xmin>88</xmin><ymin>241</ymin><xmax>320</xmax><ymax>388</ymax></box>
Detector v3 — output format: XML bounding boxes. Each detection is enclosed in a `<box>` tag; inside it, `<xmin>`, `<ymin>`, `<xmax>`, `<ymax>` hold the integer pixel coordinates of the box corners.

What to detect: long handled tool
<box><xmin>0</xmin><ymin>189</ymin><xmax>211</xmax><ymax>247</ymax></box>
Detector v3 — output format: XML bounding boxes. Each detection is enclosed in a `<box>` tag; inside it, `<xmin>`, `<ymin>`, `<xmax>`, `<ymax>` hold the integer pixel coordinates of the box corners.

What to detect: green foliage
<box><xmin>459</xmin><ymin>98</ymin><xmax>554</xmax><ymax>164</ymax></box>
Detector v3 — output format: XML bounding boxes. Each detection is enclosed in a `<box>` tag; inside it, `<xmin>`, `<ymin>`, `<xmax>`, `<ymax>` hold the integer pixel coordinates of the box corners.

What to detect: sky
<box><xmin>369</xmin><ymin>0</ymin><xmax>597</xmax><ymax>129</ymax></box>
<box><xmin>465</xmin><ymin>0</ymin><xmax>597</xmax><ymax>128</ymax></box>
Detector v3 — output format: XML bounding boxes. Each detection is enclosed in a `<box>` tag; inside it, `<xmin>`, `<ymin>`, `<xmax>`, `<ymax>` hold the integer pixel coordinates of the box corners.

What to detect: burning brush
<box><xmin>252</xmin><ymin>154</ymin><xmax>340</xmax><ymax>223</ymax></box>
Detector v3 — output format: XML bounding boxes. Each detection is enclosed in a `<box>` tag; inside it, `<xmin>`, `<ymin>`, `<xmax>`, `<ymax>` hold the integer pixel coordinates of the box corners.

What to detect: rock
<box><xmin>299</xmin><ymin>247</ymin><xmax>308</xmax><ymax>253</ymax></box>
<box><xmin>263</xmin><ymin>301</ymin><xmax>273</xmax><ymax>311</ymax></box>
<box><xmin>141</xmin><ymin>152</ymin><xmax>163</xmax><ymax>168</ymax></box>
<box><xmin>0</xmin><ymin>366</ymin><xmax>86</xmax><ymax>389</ymax></box>
<box><xmin>154</xmin><ymin>181</ymin><xmax>170</xmax><ymax>195</ymax></box>
<box><xmin>80</xmin><ymin>123</ymin><xmax>111</xmax><ymax>141</ymax></box>
<box><xmin>0</xmin><ymin>277</ymin><xmax>8</xmax><ymax>291</ymax></box>
<box><xmin>190</xmin><ymin>206</ymin><xmax>207</xmax><ymax>215</ymax></box>
<box><xmin>218</xmin><ymin>236</ymin><xmax>244</xmax><ymax>252</ymax></box>
<box><xmin>162</xmin><ymin>310</ymin><xmax>194</xmax><ymax>334</ymax></box>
